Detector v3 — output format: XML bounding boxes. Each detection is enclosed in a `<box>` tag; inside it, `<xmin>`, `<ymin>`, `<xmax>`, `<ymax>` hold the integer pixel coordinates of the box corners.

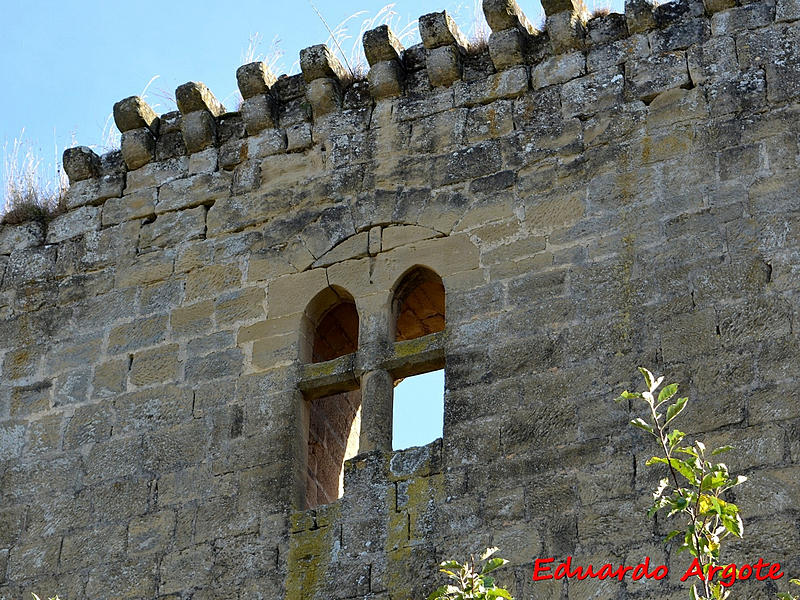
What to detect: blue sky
<box><xmin>2</xmin><ymin>0</ymin><xmax>621</xmax><ymax>199</ymax></box>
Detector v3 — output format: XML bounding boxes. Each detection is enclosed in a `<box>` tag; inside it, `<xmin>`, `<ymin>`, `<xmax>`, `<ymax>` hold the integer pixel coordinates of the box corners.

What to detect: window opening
<box><xmin>394</xmin><ymin>267</ymin><xmax>445</xmax><ymax>341</ymax></box>
<box><xmin>302</xmin><ymin>287</ymin><xmax>362</xmax><ymax>508</ymax></box>
<box><xmin>312</xmin><ymin>300</ymin><xmax>358</xmax><ymax>362</ymax></box>
<box><xmin>305</xmin><ymin>389</ymin><xmax>362</xmax><ymax>508</ymax></box>
<box><xmin>392</xmin><ymin>369</ymin><xmax>444</xmax><ymax>450</ymax></box>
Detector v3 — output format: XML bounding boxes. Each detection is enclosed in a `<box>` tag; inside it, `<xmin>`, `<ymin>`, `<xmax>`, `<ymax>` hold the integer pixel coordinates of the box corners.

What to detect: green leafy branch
<box><xmin>428</xmin><ymin>547</ymin><xmax>513</xmax><ymax>600</ymax></box>
<box><xmin>617</xmin><ymin>368</ymin><xmax>747</xmax><ymax>600</ymax></box>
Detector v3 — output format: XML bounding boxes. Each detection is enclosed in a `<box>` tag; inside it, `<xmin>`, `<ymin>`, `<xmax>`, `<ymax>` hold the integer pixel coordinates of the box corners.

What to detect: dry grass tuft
<box><xmin>591</xmin><ymin>6</ymin><xmax>612</xmax><ymax>17</ymax></box>
<box><xmin>2</xmin><ymin>132</ymin><xmax>67</xmax><ymax>226</ymax></box>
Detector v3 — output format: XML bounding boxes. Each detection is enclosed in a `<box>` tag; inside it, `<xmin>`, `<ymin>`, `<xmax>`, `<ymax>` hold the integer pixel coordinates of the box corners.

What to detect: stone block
<box><xmin>139</xmin><ymin>205</ymin><xmax>206</xmax><ymax>251</ymax></box>
<box><xmin>184</xmin><ymin>263</ymin><xmax>242</xmax><ymax>301</ymax></box>
<box><xmin>546</xmin><ymin>10</ymin><xmax>586</xmax><ymax>53</ymax></box>
<box><xmin>121</xmin><ymin>127</ymin><xmax>156</xmax><ymax>170</ymax></box>
<box><xmin>129</xmin><ymin>343</ymin><xmax>180</xmax><ymax>386</ymax></box>
<box><xmin>587</xmin><ymin>12</ymin><xmax>628</xmax><ymax>45</ymax></box>
<box><xmin>300</xmin><ymin>44</ymin><xmax>348</xmax><ymax>83</ymax></box>
<box><xmin>426</xmin><ymin>45</ymin><xmax>463</xmax><ymax>87</ymax></box>
<box><xmin>488</xmin><ymin>28</ymin><xmax>527</xmax><ymax>71</ymax></box>
<box><xmin>455</xmin><ymin>65</ymin><xmax>529</xmax><ymax>106</ymax></box>
<box><xmin>561</xmin><ymin>66</ymin><xmax>624</xmax><ymax>117</ymax></box>
<box><xmin>185</xmin><ymin>348</ymin><xmax>243</xmax><ymax>382</ymax></box>
<box><xmin>711</xmin><ymin>2</ymin><xmax>774</xmax><ymax>35</ymax></box>
<box><xmin>62</xmin><ymin>146</ymin><xmax>100</xmax><ymax>183</ymax></box>
<box><xmin>0</xmin><ymin>222</ymin><xmax>44</xmax><ymax>254</ymax></box>
<box><xmin>45</xmin><ymin>205</ymin><xmax>100</xmax><ymax>244</ymax></box>
<box><xmin>363</xmin><ymin>25</ymin><xmax>404</xmax><ymax>65</ymax></box>
<box><xmin>107</xmin><ymin>314</ymin><xmax>168</xmax><ymax>355</ymax></box>
<box><xmin>52</xmin><ymin>369</ymin><xmax>90</xmax><ymax>406</ymax></box>
<box><xmin>113</xmin><ymin>385</ymin><xmax>192</xmax><ymax>436</ymax></box>
<box><xmin>128</xmin><ymin>510</ymin><xmax>176</xmax><ymax>554</ymax></box>
<box><xmin>777</xmin><ymin>0</ymin><xmax>800</xmax><ymax>21</ymax></box>
<box><xmin>125</xmin><ymin>156</ymin><xmax>188</xmax><ymax>192</ymax></box>
<box><xmin>625</xmin><ymin>51</ymin><xmax>691</xmax><ymax>102</ymax></box>
<box><xmin>247</xmin><ymin>127</ymin><xmax>286</xmax><ymax>159</ymax></box>
<box><xmin>113</xmin><ymin>96</ymin><xmax>159</xmax><ymax>133</ymax></box>
<box><xmin>171</xmin><ymin>300</ymin><xmax>214</xmax><ymax>338</ymax></box>
<box><xmin>156</xmin><ymin>171</ymin><xmax>230</xmax><ymax>213</ymax></box>
<box><xmin>181</xmin><ymin>110</ymin><xmax>217</xmax><ymax>154</ymax></box>
<box><xmin>419</xmin><ymin>11</ymin><xmax>469</xmax><ymax>49</ymax></box>
<box><xmin>102</xmin><ymin>187</ymin><xmax>155</xmax><ymax>226</ymax></box>
<box><xmin>287</xmin><ymin>122</ymin><xmax>313</xmax><ymax>152</ymax></box>
<box><xmin>532</xmin><ymin>51</ymin><xmax>586</xmax><ymax>89</ymax></box>
<box><xmin>625</xmin><ymin>0</ymin><xmax>657</xmax><ymax>33</ymax></box>
<box><xmin>703</xmin><ymin>0</ymin><xmax>735</xmax><ymax>13</ymax></box>
<box><xmin>241</xmin><ymin>93</ymin><xmax>277</xmax><ymax>135</ymax></box>
<box><xmin>188</xmin><ymin>147</ymin><xmax>218</xmax><ymax>174</ymax></box>
<box><xmin>306</xmin><ymin>77</ymin><xmax>342</xmax><ymax>117</ymax></box>
<box><xmin>236</xmin><ymin>61</ymin><xmax>276</xmax><ymax>98</ymax></box>
<box><xmin>92</xmin><ymin>358</ymin><xmax>129</xmax><ymax>398</ymax></box>
<box><xmin>219</xmin><ymin>138</ymin><xmax>248</xmax><ymax>169</ymax></box>
<box><xmin>176</xmin><ymin>81</ymin><xmax>226</xmax><ymax>116</ymax></box>
<box><xmin>368</xmin><ymin>60</ymin><xmax>404</xmax><ymax>99</ymax></box>
<box><xmin>483</xmin><ymin>0</ymin><xmax>536</xmax><ymax>32</ymax></box>
<box><xmin>215</xmin><ymin>286</ymin><xmax>266</xmax><ymax>326</ymax></box>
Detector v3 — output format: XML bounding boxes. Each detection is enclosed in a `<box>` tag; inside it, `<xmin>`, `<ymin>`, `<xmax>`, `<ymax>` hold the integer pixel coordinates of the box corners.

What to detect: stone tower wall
<box><xmin>1</xmin><ymin>0</ymin><xmax>799</xmax><ymax>598</ymax></box>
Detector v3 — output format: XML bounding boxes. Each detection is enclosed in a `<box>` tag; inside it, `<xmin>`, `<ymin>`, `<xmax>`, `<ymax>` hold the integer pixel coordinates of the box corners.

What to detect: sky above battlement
<box><xmin>1</xmin><ymin>0</ymin><xmax>622</xmax><ymax>201</ymax></box>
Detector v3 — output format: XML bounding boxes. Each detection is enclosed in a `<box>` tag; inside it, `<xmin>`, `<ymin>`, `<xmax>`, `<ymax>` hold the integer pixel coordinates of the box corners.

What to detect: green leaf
<box><xmin>638</xmin><ymin>367</ymin><xmax>655</xmax><ymax>390</ymax></box>
<box><xmin>665</xmin><ymin>397</ymin><xmax>689</xmax><ymax>424</ymax></box>
<box><xmin>665</xmin><ymin>530</ymin><xmax>683</xmax><ymax>541</ymax></box>
<box><xmin>616</xmin><ymin>390</ymin><xmax>643</xmax><ymax>402</ymax></box>
<box><xmin>482</xmin><ymin>558</ymin><xmax>509</xmax><ymax>575</ymax></box>
<box><xmin>428</xmin><ymin>585</ymin><xmax>451</xmax><ymax>600</ymax></box>
<box><xmin>486</xmin><ymin>589</ymin><xmax>512</xmax><ymax>600</ymax></box>
<box><xmin>480</xmin><ymin>547</ymin><xmax>499</xmax><ymax>561</ymax></box>
<box><xmin>776</xmin><ymin>593</ymin><xmax>794</xmax><ymax>600</ymax></box>
<box><xmin>630</xmin><ymin>418</ymin><xmax>655</xmax><ymax>435</ymax></box>
<box><xmin>646</xmin><ymin>456</ymin><xmax>668</xmax><ymax>466</ymax></box>
<box><xmin>657</xmin><ymin>383</ymin><xmax>679</xmax><ymax>404</ymax></box>
<box><xmin>720</xmin><ymin>513</ymin><xmax>744</xmax><ymax>537</ymax></box>
<box><xmin>711</xmin><ymin>445</ymin><xmax>734</xmax><ymax>456</ymax></box>
<box><xmin>440</xmin><ymin>561</ymin><xmax>462</xmax><ymax>569</ymax></box>
<box><xmin>667</xmin><ymin>429</ymin><xmax>686</xmax><ymax>449</ymax></box>
<box><xmin>790</xmin><ymin>579</ymin><xmax>800</xmax><ymax>586</ymax></box>
<box><xmin>701</xmin><ymin>472</ymin><xmax>728</xmax><ymax>491</ymax></box>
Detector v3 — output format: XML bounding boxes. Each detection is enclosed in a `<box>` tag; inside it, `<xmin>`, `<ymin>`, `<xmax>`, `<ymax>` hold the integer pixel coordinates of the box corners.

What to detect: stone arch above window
<box><xmin>393</xmin><ymin>266</ymin><xmax>445</xmax><ymax>342</ymax></box>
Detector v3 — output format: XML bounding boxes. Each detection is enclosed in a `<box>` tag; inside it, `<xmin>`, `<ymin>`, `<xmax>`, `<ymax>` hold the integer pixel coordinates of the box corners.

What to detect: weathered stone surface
<box><xmin>113</xmin><ymin>96</ymin><xmax>159</xmax><ymax>133</ymax></box>
<box><xmin>121</xmin><ymin>127</ymin><xmax>156</xmax><ymax>170</ymax></box>
<box><xmin>487</xmin><ymin>28</ymin><xmax>527</xmax><ymax>70</ymax></box>
<box><xmin>175</xmin><ymin>81</ymin><xmax>226</xmax><ymax>116</ymax></box>
<box><xmin>241</xmin><ymin>93</ymin><xmax>277</xmax><ymax>135</ymax></box>
<box><xmin>368</xmin><ymin>60</ymin><xmax>404</xmax><ymax>98</ymax></box>
<box><xmin>181</xmin><ymin>110</ymin><xmax>217</xmax><ymax>154</ymax></box>
<box><xmin>363</xmin><ymin>25</ymin><xmax>405</xmax><ymax>65</ymax></box>
<box><xmin>45</xmin><ymin>206</ymin><xmax>101</xmax><ymax>244</ymax></box>
<box><xmin>483</xmin><ymin>0</ymin><xmax>537</xmax><ymax>32</ymax></box>
<box><xmin>62</xmin><ymin>146</ymin><xmax>100</xmax><ymax>183</ymax></box>
<box><xmin>419</xmin><ymin>11</ymin><xmax>469</xmax><ymax>49</ymax></box>
<box><xmin>625</xmin><ymin>51</ymin><xmax>691</xmax><ymax>101</ymax></box>
<box><xmin>0</xmin><ymin>222</ymin><xmax>44</xmax><ymax>254</ymax></box>
<box><xmin>426</xmin><ymin>45</ymin><xmax>463</xmax><ymax>88</ymax></box>
<box><xmin>300</xmin><ymin>44</ymin><xmax>348</xmax><ymax>83</ymax></box>
<box><xmin>236</xmin><ymin>61</ymin><xmax>276</xmax><ymax>99</ymax></box>
<box><xmin>306</xmin><ymin>78</ymin><xmax>342</xmax><ymax>117</ymax></box>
